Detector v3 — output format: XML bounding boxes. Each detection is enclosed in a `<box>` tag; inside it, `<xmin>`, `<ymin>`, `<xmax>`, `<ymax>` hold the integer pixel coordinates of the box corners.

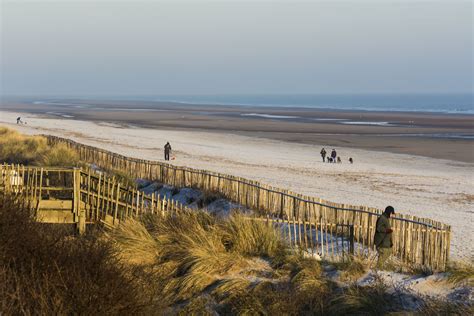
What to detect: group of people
<box><xmin>320</xmin><ymin>147</ymin><xmax>353</xmax><ymax>164</ymax></box>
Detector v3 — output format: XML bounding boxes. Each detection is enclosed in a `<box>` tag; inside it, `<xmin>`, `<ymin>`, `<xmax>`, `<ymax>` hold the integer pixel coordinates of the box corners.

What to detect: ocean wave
<box><xmin>45</xmin><ymin>112</ymin><xmax>74</xmax><ymax>118</ymax></box>
<box><xmin>379</xmin><ymin>133</ymin><xmax>474</xmax><ymax>140</ymax></box>
<box><xmin>340</xmin><ymin>121</ymin><xmax>394</xmax><ymax>126</ymax></box>
<box><xmin>94</xmin><ymin>107</ymin><xmax>169</xmax><ymax>112</ymax></box>
<box><xmin>241</xmin><ymin>113</ymin><xmax>300</xmax><ymax>119</ymax></box>
<box><xmin>311</xmin><ymin>118</ymin><xmax>348</xmax><ymax>121</ymax></box>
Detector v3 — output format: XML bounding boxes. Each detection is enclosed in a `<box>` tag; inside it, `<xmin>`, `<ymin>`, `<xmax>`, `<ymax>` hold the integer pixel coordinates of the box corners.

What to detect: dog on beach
<box><xmin>337</xmin><ymin>157</ymin><xmax>341</xmax><ymax>163</ymax></box>
<box><xmin>327</xmin><ymin>157</ymin><xmax>333</xmax><ymax>163</ymax></box>
<box><xmin>349</xmin><ymin>157</ymin><xmax>353</xmax><ymax>164</ymax></box>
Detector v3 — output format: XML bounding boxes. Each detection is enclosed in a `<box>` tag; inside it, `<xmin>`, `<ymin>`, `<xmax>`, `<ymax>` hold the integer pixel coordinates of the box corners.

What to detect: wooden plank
<box><xmin>38</xmin><ymin>200</ymin><xmax>73</xmax><ymax>210</ymax></box>
<box><xmin>95</xmin><ymin>173</ymin><xmax>102</xmax><ymax>221</ymax></box>
<box><xmin>113</xmin><ymin>182</ymin><xmax>120</xmax><ymax>224</ymax></box>
<box><xmin>74</xmin><ymin>169</ymin><xmax>86</xmax><ymax>234</ymax></box>
<box><xmin>36</xmin><ymin>210</ymin><xmax>75</xmax><ymax>223</ymax></box>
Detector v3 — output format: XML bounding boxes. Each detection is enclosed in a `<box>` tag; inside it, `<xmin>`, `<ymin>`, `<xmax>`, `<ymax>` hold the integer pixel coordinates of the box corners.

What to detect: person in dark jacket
<box><xmin>331</xmin><ymin>149</ymin><xmax>337</xmax><ymax>163</ymax></box>
<box><xmin>320</xmin><ymin>148</ymin><xmax>327</xmax><ymax>162</ymax></box>
<box><xmin>374</xmin><ymin>206</ymin><xmax>395</xmax><ymax>269</ymax></box>
<box><xmin>164</xmin><ymin>142</ymin><xmax>172</xmax><ymax>161</ymax></box>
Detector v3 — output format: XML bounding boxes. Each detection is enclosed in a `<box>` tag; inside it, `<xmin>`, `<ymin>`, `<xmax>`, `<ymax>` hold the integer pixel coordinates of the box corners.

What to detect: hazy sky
<box><xmin>1</xmin><ymin>0</ymin><xmax>472</xmax><ymax>96</ymax></box>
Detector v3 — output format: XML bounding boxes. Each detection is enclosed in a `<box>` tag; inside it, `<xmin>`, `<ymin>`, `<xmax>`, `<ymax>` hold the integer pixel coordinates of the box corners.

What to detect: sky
<box><xmin>0</xmin><ymin>0</ymin><xmax>472</xmax><ymax>96</ymax></box>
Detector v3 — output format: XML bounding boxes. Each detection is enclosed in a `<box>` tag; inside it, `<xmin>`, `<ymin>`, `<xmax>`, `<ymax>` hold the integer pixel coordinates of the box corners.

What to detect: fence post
<box><xmin>74</xmin><ymin>168</ymin><xmax>86</xmax><ymax>234</ymax></box>
<box><xmin>349</xmin><ymin>225</ymin><xmax>354</xmax><ymax>255</ymax></box>
<box><xmin>280</xmin><ymin>193</ymin><xmax>284</xmax><ymax>218</ymax></box>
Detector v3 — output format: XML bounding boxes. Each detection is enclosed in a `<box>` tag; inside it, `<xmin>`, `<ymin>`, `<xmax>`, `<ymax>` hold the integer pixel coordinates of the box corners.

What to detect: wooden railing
<box><xmin>44</xmin><ymin>135</ymin><xmax>451</xmax><ymax>270</ymax></box>
<box><xmin>0</xmin><ymin>164</ymin><xmax>354</xmax><ymax>261</ymax></box>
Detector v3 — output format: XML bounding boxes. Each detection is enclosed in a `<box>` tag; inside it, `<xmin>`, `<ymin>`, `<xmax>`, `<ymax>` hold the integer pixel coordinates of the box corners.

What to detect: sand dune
<box><xmin>0</xmin><ymin>110</ymin><xmax>472</xmax><ymax>259</ymax></box>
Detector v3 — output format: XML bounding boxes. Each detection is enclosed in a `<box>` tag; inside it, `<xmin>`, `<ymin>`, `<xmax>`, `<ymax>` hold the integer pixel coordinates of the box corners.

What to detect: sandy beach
<box><xmin>2</xmin><ymin>99</ymin><xmax>474</xmax><ymax>162</ymax></box>
<box><xmin>0</xmin><ymin>109</ymin><xmax>472</xmax><ymax>259</ymax></box>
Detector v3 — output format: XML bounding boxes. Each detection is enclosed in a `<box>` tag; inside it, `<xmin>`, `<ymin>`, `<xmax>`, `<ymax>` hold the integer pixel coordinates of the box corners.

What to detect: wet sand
<box><xmin>1</xmin><ymin>98</ymin><xmax>473</xmax><ymax>162</ymax></box>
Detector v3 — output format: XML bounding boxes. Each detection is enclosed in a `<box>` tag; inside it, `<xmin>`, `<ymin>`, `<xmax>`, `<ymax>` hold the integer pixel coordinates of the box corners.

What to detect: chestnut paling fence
<box><xmin>0</xmin><ymin>164</ymin><xmax>187</xmax><ymax>233</ymax></box>
<box><xmin>44</xmin><ymin>135</ymin><xmax>450</xmax><ymax>270</ymax></box>
<box><xmin>0</xmin><ymin>163</ymin><xmax>354</xmax><ymax>262</ymax></box>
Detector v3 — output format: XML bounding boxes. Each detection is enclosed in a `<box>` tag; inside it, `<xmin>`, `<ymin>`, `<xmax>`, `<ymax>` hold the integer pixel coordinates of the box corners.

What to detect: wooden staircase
<box><xmin>2</xmin><ymin>165</ymin><xmax>188</xmax><ymax>235</ymax></box>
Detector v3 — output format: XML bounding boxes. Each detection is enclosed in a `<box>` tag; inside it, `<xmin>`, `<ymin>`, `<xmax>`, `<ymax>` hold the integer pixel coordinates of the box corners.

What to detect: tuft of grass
<box><xmin>212</xmin><ymin>277</ymin><xmax>253</xmax><ymax>302</ymax></box>
<box><xmin>178</xmin><ymin>294</ymin><xmax>217</xmax><ymax>316</ymax></box>
<box><xmin>107</xmin><ymin>217</ymin><xmax>160</xmax><ymax>266</ymax></box>
<box><xmin>328</xmin><ymin>279</ymin><xmax>394</xmax><ymax>315</ymax></box>
<box><xmin>112</xmin><ymin>211</ymin><xmax>254</xmax><ymax>302</ymax></box>
<box><xmin>333</xmin><ymin>255</ymin><xmax>368</xmax><ymax>282</ymax></box>
<box><xmin>221</xmin><ymin>215</ymin><xmax>286</xmax><ymax>258</ymax></box>
<box><xmin>446</xmin><ymin>261</ymin><xmax>474</xmax><ymax>286</ymax></box>
<box><xmin>287</xmin><ymin>255</ymin><xmax>326</xmax><ymax>291</ymax></box>
<box><xmin>418</xmin><ymin>298</ymin><xmax>474</xmax><ymax>315</ymax></box>
<box><xmin>286</xmin><ymin>255</ymin><xmax>333</xmax><ymax>313</ymax></box>
<box><xmin>40</xmin><ymin>143</ymin><xmax>80</xmax><ymax>167</ymax></box>
<box><xmin>0</xmin><ymin>128</ymin><xmax>49</xmax><ymax>165</ymax></box>
<box><xmin>0</xmin><ymin>127</ymin><xmax>80</xmax><ymax>167</ymax></box>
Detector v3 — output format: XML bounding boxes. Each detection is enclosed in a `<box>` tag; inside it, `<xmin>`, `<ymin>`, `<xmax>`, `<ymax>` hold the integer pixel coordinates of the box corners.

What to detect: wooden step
<box><xmin>37</xmin><ymin>200</ymin><xmax>73</xmax><ymax>210</ymax></box>
<box><xmin>36</xmin><ymin>210</ymin><xmax>75</xmax><ymax>224</ymax></box>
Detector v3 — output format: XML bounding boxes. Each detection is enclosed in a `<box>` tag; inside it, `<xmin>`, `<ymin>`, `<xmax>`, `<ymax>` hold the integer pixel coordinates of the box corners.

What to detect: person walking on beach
<box><xmin>331</xmin><ymin>149</ymin><xmax>337</xmax><ymax>163</ymax></box>
<box><xmin>164</xmin><ymin>142</ymin><xmax>172</xmax><ymax>161</ymax></box>
<box><xmin>16</xmin><ymin>117</ymin><xmax>21</xmax><ymax>124</ymax></box>
<box><xmin>320</xmin><ymin>148</ymin><xmax>327</xmax><ymax>162</ymax></box>
<box><xmin>374</xmin><ymin>206</ymin><xmax>395</xmax><ymax>269</ymax></box>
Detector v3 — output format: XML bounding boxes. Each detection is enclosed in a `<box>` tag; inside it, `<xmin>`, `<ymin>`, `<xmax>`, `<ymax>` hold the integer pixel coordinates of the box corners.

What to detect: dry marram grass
<box><xmin>0</xmin><ymin>127</ymin><xmax>79</xmax><ymax>167</ymax></box>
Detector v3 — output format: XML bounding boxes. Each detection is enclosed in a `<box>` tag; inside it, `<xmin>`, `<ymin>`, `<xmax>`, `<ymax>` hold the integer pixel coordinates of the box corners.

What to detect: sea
<box><xmin>24</xmin><ymin>93</ymin><xmax>474</xmax><ymax>114</ymax></box>
<box><xmin>15</xmin><ymin>93</ymin><xmax>474</xmax><ymax>140</ymax></box>
<box><xmin>146</xmin><ymin>93</ymin><xmax>474</xmax><ymax>114</ymax></box>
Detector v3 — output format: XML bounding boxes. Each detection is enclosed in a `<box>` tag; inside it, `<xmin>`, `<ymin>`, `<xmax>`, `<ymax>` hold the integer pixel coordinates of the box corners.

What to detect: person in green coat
<box><xmin>374</xmin><ymin>206</ymin><xmax>395</xmax><ymax>269</ymax></box>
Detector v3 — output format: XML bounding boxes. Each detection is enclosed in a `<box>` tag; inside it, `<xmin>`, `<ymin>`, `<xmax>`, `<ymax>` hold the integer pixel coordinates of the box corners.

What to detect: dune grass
<box><xmin>1</xmin><ymin>194</ymin><xmax>471</xmax><ymax>314</ymax></box>
<box><xmin>108</xmin><ymin>211</ymin><xmax>393</xmax><ymax>314</ymax></box>
<box><xmin>0</xmin><ymin>127</ymin><xmax>80</xmax><ymax>167</ymax></box>
<box><xmin>0</xmin><ymin>196</ymin><xmax>161</xmax><ymax>314</ymax></box>
<box><xmin>108</xmin><ymin>210</ymin><xmax>473</xmax><ymax>314</ymax></box>
<box><xmin>446</xmin><ymin>261</ymin><xmax>474</xmax><ymax>286</ymax></box>
<box><xmin>327</xmin><ymin>280</ymin><xmax>396</xmax><ymax>316</ymax></box>
<box><xmin>332</xmin><ymin>254</ymin><xmax>368</xmax><ymax>282</ymax></box>
<box><xmin>109</xmin><ymin>211</ymin><xmax>272</xmax><ymax>303</ymax></box>
<box><xmin>418</xmin><ymin>298</ymin><xmax>474</xmax><ymax>315</ymax></box>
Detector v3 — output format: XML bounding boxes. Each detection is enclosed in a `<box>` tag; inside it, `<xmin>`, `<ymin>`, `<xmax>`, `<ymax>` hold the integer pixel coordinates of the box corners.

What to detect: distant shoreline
<box><xmin>1</xmin><ymin>98</ymin><xmax>473</xmax><ymax>162</ymax></box>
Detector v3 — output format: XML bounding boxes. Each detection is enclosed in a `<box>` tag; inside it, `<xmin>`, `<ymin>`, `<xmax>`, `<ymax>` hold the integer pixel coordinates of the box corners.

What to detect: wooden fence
<box><xmin>0</xmin><ymin>164</ymin><xmax>354</xmax><ymax>262</ymax></box>
<box><xmin>0</xmin><ymin>164</ymin><xmax>188</xmax><ymax>232</ymax></box>
<box><xmin>45</xmin><ymin>135</ymin><xmax>451</xmax><ymax>270</ymax></box>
